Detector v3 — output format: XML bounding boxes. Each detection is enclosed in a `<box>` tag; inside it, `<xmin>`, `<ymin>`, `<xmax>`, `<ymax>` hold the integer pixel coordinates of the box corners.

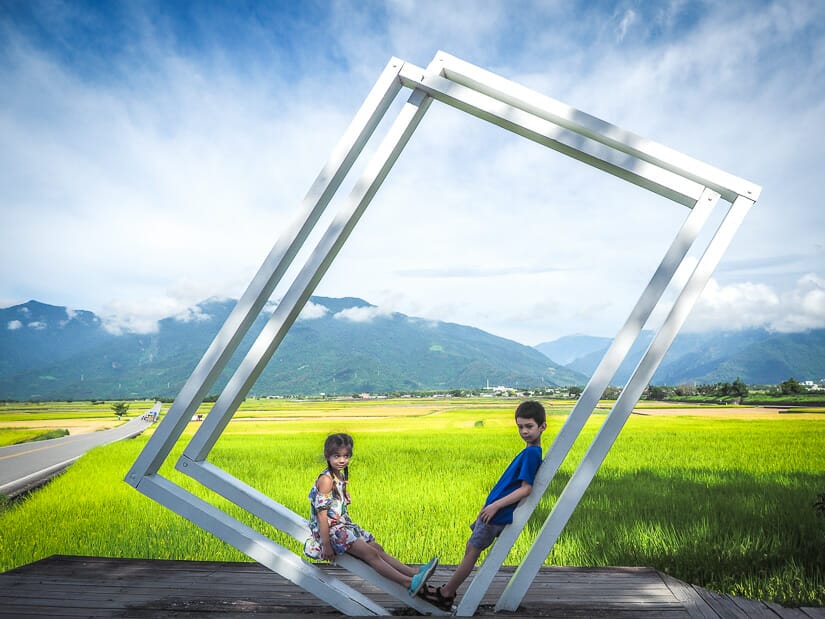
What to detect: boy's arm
<box><xmin>479</xmin><ymin>481</ymin><xmax>532</xmax><ymax>523</ymax></box>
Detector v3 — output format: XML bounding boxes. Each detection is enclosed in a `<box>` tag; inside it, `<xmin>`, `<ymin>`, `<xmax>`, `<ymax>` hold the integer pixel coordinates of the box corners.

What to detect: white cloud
<box><xmin>334</xmin><ymin>305</ymin><xmax>393</xmax><ymax>323</ymax></box>
<box><xmin>102</xmin><ymin>315</ymin><xmax>157</xmax><ymax>336</ymax></box>
<box><xmin>616</xmin><ymin>9</ymin><xmax>637</xmax><ymax>42</ymax></box>
<box><xmin>406</xmin><ymin>316</ymin><xmax>439</xmax><ymax>329</ymax></box>
<box><xmin>27</xmin><ymin>321</ymin><xmax>46</xmax><ymax>330</ymax></box>
<box><xmin>7</xmin><ymin>320</ymin><xmax>22</xmax><ymax>330</ymax></box>
<box><xmin>685</xmin><ymin>274</ymin><xmax>825</xmax><ymax>332</ymax></box>
<box><xmin>298</xmin><ymin>301</ymin><xmax>329</xmax><ymax>321</ymax></box>
<box><xmin>0</xmin><ymin>21</ymin><xmax>350</xmax><ymax>334</ymax></box>
<box><xmin>771</xmin><ymin>274</ymin><xmax>825</xmax><ymax>332</ymax></box>
<box><xmin>1</xmin><ymin>1</ymin><xmax>823</xmax><ymax>346</ymax></box>
<box><xmin>101</xmin><ymin>295</ymin><xmax>208</xmax><ymax>335</ymax></box>
<box><xmin>173</xmin><ymin>305</ymin><xmax>213</xmax><ymax>324</ymax></box>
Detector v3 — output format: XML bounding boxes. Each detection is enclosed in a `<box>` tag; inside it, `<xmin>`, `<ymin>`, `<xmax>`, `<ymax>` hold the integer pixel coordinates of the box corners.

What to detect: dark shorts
<box><xmin>468</xmin><ymin>516</ymin><xmax>506</xmax><ymax>551</ymax></box>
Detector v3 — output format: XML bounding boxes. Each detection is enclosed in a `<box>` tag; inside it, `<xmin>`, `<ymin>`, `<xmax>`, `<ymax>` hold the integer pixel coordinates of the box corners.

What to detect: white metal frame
<box><xmin>125</xmin><ymin>51</ymin><xmax>760</xmax><ymax>616</ymax></box>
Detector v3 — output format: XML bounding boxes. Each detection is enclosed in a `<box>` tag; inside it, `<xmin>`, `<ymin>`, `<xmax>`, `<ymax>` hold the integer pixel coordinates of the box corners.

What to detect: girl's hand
<box><xmin>479</xmin><ymin>503</ymin><xmax>498</xmax><ymax>523</ymax></box>
<box><xmin>320</xmin><ymin>541</ymin><xmax>335</xmax><ymax>561</ymax></box>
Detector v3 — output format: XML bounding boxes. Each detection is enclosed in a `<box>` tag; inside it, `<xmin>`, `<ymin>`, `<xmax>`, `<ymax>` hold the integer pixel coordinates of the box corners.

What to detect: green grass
<box><xmin>0</xmin><ymin>401</ymin><xmax>822</xmax><ymax>607</ymax></box>
<box><xmin>1</xmin><ymin>429</ymin><xmax>47</xmax><ymax>446</ymax></box>
<box><xmin>0</xmin><ymin>428</ymin><xmax>71</xmax><ymax>446</ymax></box>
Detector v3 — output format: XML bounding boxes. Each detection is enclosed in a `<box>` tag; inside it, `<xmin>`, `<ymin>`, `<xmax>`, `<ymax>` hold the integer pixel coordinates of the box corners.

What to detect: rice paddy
<box><xmin>0</xmin><ymin>398</ymin><xmax>822</xmax><ymax>607</ymax></box>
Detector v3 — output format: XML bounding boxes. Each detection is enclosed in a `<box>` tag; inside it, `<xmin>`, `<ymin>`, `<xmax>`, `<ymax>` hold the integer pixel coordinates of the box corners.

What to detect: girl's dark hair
<box><xmin>324</xmin><ymin>433</ymin><xmax>354</xmax><ymax>491</ymax></box>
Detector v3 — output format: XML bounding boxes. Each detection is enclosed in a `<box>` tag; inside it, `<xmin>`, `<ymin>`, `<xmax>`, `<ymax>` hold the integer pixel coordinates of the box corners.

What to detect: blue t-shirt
<box><xmin>483</xmin><ymin>445</ymin><xmax>542</xmax><ymax>525</ymax></box>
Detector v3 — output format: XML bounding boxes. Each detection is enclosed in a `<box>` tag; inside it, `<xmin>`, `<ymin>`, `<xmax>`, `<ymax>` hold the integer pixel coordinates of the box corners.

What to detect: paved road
<box><xmin>0</xmin><ymin>411</ymin><xmax>157</xmax><ymax>497</ymax></box>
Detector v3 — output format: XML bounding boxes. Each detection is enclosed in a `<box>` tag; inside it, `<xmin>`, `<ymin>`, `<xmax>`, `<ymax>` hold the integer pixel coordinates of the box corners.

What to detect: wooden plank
<box><xmin>693</xmin><ymin>587</ymin><xmax>752</xmax><ymax>619</ymax></box>
<box><xmin>770</xmin><ymin>606</ymin><xmax>820</xmax><ymax>619</ymax></box>
<box><xmin>0</xmin><ymin>556</ymin><xmax>819</xmax><ymax>618</ymax></box>
<box><xmin>476</xmin><ymin>609</ymin><xmax>692</xmax><ymax>618</ymax></box>
<box><xmin>0</xmin><ymin>587</ymin><xmax>317</xmax><ymax>605</ymax></box>
<box><xmin>726</xmin><ymin>594</ymin><xmax>782</xmax><ymax>618</ymax></box>
<box><xmin>0</xmin><ymin>606</ymin><xmax>112</xmax><ymax>618</ymax></box>
<box><xmin>660</xmin><ymin>573</ymin><xmax>721</xmax><ymax>619</ymax></box>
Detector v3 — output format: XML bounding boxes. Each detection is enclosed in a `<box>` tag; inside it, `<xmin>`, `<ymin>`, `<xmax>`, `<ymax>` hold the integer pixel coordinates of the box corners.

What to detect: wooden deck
<box><xmin>0</xmin><ymin>555</ymin><xmax>821</xmax><ymax>618</ymax></box>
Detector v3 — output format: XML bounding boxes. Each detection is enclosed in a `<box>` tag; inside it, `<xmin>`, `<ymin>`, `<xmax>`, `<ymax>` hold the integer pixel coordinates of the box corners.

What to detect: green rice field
<box><xmin>0</xmin><ymin>398</ymin><xmax>823</xmax><ymax>607</ymax></box>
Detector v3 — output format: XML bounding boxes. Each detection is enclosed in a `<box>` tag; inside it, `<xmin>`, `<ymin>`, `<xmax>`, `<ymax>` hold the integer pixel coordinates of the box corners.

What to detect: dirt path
<box><xmin>5</xmin><ymin>405</ymin><xmax>820</xmax><ymax>437</ymax></box>
<box><xmin>1</xmin><ymin>419</ymin><xmax>120</xmax><ymax>435</ymax></box>
<box><xmin>632</xmin><ymin>406</ymin><xmax>822</xmax><ymax>419</ymax></box>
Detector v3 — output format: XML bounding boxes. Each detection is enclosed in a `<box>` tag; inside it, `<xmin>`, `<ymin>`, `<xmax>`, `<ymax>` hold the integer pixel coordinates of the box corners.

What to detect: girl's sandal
<box><xmin>419</xmin><ymin>584</ymin><xmax>456</xmax><ymax>611</ymax></box>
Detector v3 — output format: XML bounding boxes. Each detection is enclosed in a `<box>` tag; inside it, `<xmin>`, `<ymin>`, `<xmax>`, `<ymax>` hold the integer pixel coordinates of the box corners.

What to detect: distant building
<box><xmin>492</xmin><ymin>386</ymin><xmax>515</xmax><ymax>396</ymax></box>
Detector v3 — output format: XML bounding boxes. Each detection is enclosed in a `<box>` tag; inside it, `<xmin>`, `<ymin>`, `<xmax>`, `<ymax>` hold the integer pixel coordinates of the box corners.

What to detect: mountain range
<box><xmin>0</xmin><ymin>298</ymin><xmax>584</xmax><ymax>400</ymax></box>
<box><xmin>535</xmin><ymin>329</ymin><xmax>825</xmax><ymax>386</ymax></box>
<box><xmin>2</xmin><ymin>298</ymin><xmax>823</xmax><ymax>401</ymax></box>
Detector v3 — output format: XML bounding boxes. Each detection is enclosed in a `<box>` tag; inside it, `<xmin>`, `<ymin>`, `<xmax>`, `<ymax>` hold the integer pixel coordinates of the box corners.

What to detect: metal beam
<box><xmin>125</xmin><ymin>58</ymin><xmax>405</xmax><ymax>482</ymax></box>
<box><xmin>134</xmin><ymin>474</ymin><xmax>388</xmax><ymax>615</ymax></box>
<box><xmin>454</xmin><ymin>187</ymin><xmax>721</xmax><ymax>616</ymax></box>
<box><xmin>495</xmin><ymin>195</ymin><xmax>754</xmax><ymax>612</ymax></box>
<box><xmin>398</xmin><ymin>64</ymin><xmax>705</xmax><ymax>207</ymax></box>
<box><xmin>178</xmin><ymin>459</ymin><xmax>448</xmax><ymax>615</ymax></box>
<box><xmin>125</xmin><ymin>52</ymin><xmax>761</xmax><ymax>617</ymax></box>
<box><xmin>183</xmin><ymin>88</ymin><xmax>432</xmax><ymax>461</ymax></box>
<box><xmin>431</xmin><ymin>51</ymin><xmax>761</xmax><ymax>203</ymax></box>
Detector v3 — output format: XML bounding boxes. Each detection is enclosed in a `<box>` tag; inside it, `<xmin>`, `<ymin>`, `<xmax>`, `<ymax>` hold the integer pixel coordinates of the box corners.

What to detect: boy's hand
<box><xmin>479</xmin><ymin>503</ymin><xmax>499</xmax><ymax>523</ymax></box>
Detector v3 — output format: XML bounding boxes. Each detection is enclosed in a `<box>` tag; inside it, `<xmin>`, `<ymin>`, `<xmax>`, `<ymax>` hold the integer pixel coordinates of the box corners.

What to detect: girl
<box><xmin>304</xmin><ymin>433</ymin><xmax>437</xmax><ymax>596</ymax></box>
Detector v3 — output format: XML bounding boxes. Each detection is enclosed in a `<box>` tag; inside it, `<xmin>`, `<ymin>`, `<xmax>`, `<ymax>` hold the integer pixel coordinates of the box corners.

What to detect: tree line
<box><xmin>643</xmin><ymin>376</ymin><xmax>818</xmax><ymax>402</ymax></box>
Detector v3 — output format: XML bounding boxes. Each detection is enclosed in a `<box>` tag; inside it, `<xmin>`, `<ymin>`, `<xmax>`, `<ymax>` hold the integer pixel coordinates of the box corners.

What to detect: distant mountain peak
<box><xmin>165</xmin><ymin>296</ymin><xmax>377</xmax><ymax>324</ymax></box>
<box><xmin>22</xmin><ymin>299</ymin><xmax>58</xmax><ymax>308</ymax></box>
<box><xmin>2</xmin><ymin>300</ymin><xmax>99</xmax><ymax>331</ymax></box>
<box><xmin>310</xmin><ymin>296</ymin><xmax>374</xmax><ymax>313</ymax></box>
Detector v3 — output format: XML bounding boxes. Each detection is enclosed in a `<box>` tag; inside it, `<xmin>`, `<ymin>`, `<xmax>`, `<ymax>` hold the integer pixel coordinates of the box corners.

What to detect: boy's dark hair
<box><xmin>515</xmin><ymin>400</ymin><xmax>546</xmax><ymax>426</ymax></box>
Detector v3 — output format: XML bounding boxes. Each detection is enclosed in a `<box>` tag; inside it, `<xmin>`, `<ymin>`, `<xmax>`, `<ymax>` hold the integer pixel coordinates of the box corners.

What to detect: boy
<box><xmin>421</xmin><ymin>400</ymin><xmax>546</xmax><ymax>610</ymax></box>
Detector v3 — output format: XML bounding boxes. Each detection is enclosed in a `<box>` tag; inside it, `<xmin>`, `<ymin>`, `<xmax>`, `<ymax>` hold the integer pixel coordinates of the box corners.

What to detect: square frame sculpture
<box><xmin>126</xmin><ymin>51</ymin><xmax>761</xmax><ymax>616</ymax></box>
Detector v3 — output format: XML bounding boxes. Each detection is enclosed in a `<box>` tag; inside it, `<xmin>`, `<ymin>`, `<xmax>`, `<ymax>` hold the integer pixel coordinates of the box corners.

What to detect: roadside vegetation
<box><xmin>0</xmin><ymin>400</ymin><xmax>143</xmax><ymax>447</ymax></box>
<box><xmin>642</xmin><ymin>376</ymin><xmax>825</xmax><ymax>407</ymax></box>
<box><xmin>0</xmin><ymin>399</ymin><xmax>143</xmax><ymax>421</ymax></box>
<box><xmin>0</xmin><ymin>399</ymin><xmax>822</xmax><ymax>607</ymax></box>
<box><xmin>0</xmin><ymin>428</ymin><xmax>69</xmax><ymax>447</ymax></box>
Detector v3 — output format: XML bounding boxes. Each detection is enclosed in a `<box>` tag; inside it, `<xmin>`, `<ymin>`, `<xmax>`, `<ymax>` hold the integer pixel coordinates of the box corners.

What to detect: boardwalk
<box><xmin>0</xmin><ymin>555</ymin><xmax>821</xmax><ymax>618</ymax></box>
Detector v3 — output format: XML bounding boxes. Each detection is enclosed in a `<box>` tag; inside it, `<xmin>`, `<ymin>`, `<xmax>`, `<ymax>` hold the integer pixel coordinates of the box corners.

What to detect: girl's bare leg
<box><xmin>347</xmin><ymin>539</ymin><xmax>412</xmax><ymax>587</ymax></box>
<box><xmin>369</xmin><ymin>541</ymin><xmax>419</xmax><ymax>577</ymax></box>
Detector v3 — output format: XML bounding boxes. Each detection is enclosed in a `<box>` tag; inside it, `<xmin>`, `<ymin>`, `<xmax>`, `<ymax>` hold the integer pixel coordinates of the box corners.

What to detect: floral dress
<box><xmin>304</xmin><ymin>469</ymin><xmax>375</xmax><ymax>560</ymax></box>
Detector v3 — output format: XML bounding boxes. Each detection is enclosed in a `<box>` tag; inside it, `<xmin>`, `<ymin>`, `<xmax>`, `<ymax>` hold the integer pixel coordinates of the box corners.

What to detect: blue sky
<box><xmin>1</xmin><ymin>0</ymin><xmax>824</xmax><ymax>345</ymax></box>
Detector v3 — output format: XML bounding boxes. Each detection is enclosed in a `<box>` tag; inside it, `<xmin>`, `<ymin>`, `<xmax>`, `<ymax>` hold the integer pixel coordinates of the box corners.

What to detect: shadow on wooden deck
<box><xmin>0</xmin><ymin>555</ymin><xmax>821</xmax><ymax>618</ymax></box>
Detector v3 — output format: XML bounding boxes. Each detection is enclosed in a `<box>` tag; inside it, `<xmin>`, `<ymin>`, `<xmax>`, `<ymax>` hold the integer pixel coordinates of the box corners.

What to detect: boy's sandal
<box><xmin>419</xmin><ymin>584</ymin><xmax>456</xmax><ymax>611</ymax></box>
